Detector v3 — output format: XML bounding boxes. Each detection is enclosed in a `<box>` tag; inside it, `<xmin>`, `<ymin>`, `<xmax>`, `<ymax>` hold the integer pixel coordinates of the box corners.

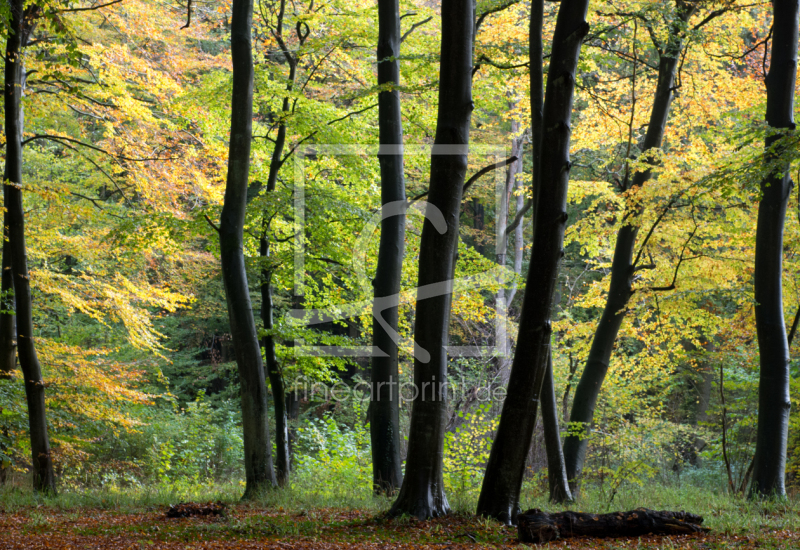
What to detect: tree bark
<box><xmin>749</xmin><ymin>0</ymin><xmax>798</xmax><ymax>500</ymax></box>
<box><xmin>370</xmin><ymin>0</ymin><xmax>406</xmax><ymax>496</ymax></box>
<box><xmin>477</xmin><ymin>0</ymin><xmax>589</xmax><ymax>524</ymax></box>
<box><xmin>541</xmin><ymin>353</ymin><xmax>573</xmax><ymax>503</ymax></box>
<box><xmin>518</xmin><ymin>508</ymin><xmax>708</xmax><ymax>543</ymax></box>
<box><xmin>0</xmin><ymin>227</ymin><xmax>15</xmax><ymax>377</ymax></box>
<box><xmin>562</xmin><ymin>2</ymin><xmax>695</xmax><ymax>494</ymax></box>
<box><xmin>494</xmin><ymin>121</ymin><xmax>522</xmax><ymax>383</ymax></box>
<box><xmin>4</xmin><ymin>0</ymin><xmax>56</xmax><ymax>494</ymax></box>
<box><xmin>388</xmin><ymin>0</ymin><xmax>474</xmax><ymax>519</ymax></box>
<box><xmin>220</xmin><ymin>0</ymin><xmax>276</xmax><ymax>498</ymax></box>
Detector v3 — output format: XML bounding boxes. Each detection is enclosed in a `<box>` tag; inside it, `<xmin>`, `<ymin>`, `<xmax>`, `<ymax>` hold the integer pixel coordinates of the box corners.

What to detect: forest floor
<box><xmin>0</xmin><ymin>503</ymin><xmax>798</xmax><ymax>549</ymax></box>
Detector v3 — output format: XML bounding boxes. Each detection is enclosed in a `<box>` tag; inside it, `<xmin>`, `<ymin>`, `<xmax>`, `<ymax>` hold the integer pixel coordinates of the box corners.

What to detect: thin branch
<box><xmin>400</xmin><ymin>16</ymin><xmax>432</xmax><ymax>44</ymax></box>
<box><xmin>22</xmin><ymin>134</ymin><xmax>176</xmax><ymax>162</ymax></box>
<box><xmin>204</xmin><ymin>214</ymin><xmax>220</xmax><ymax>233</ymax></box>
<box><xmin>649</xmin><ymin>226</ymin><xmax>698</xmax><ymax>292</ymax></box>
<box><xmin>631</xmin><ymin>194</ymin><xmax>681</xmax><ymax>269</ymax></box>
<box><xmin>788</xmin><ymin>306</ymin><xmax>800</xmax><ymax>348</ymax></box>
<box><xmin>411</xmin><ymin>156</ymin><xmax>518</xmax><ymax>204</ymax></box>
<box><xmin>476</xmin><ymin>0</ymin><xmax>521</xmax><ymax>32</ymax></box>
<box><xmin>57</xmin><ymin>0</ymin><xmax>123</xmax><ymax>13</ymax></box>
<box><xmin>463</xmin><ymin>156</ymin><xmax>518</xmax><ymax>195</ymax></box>
<box><xmin>505</xmin><ymin>198</ymin><xmax>531</xmax><ymax>235</ymax></box>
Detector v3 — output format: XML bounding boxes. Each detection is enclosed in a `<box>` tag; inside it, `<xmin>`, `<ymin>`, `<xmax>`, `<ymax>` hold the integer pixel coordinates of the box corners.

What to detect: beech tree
<box><xmin>3</xmin><ymin>0</ymin><xmax>56</xmax><ymax>494</ymax></box>
<box><xmin>562</xmin><ymin>0</ymin><xmax>698</xmax><ymax>494</ymax></box>
<box><xmin>219</xmin><ymin>0</ymin><xmax>277</xmax><ymax>497</ymax></box>
<box><xmin>389</xmin><ymin>0</ymin><xmax>474</xmax><ymax>519</ymax></box>
<box><xmin>749</xmin><ymin>0</ymin><xmax>798</xmax><ymax>499</ymax></box>
<box><xmin>477</xmin><ymin>0</ymin><xmax>590</xmax><ymax>523</ymax></box>
<box><xmin>370</xmin><ymin>0</ymin><xmax>405</xmax><ymax>495</ymax></box>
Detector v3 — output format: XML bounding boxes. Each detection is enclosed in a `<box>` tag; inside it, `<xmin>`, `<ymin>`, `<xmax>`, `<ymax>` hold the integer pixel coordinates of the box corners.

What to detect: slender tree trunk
<box><xmin>541</xmin><ymin>352</ymin><xmax>572</xmax><ymax>503</ymax></box>
<box><xmin>477</xmin><ymin>0</ymin><xmax>589</xmax><ymax>524</ymax></box>
<box><xmin>0</xmin><ymin>191</ymin><xmax>15</xmax><ymax>485</ymax></box>
<box><xmin>749</xmin><ymin>0</ymin><xmax>798</xmax><ymax>500</ymax></box>
<box><xmin>0</xmin><ymin>233</ymin><xmax>15</xmax><ymax>377</ymax></box>
<box><xmin>261</xmin><ymin>239</ymin><xmax>288</xmax><ymax>486</ymax></box>
<box><xmin>495</xmin><ymin>122</ymin><xmax>522</xmax><ymax>382</ymax></box>
<box><xmin>220</xmin><ymin>0</ymin><xmax>276</xmax><ymax>498</ymax></box>
<box><xmin>388</xmin><ymin>0</ymin><xmax>474</xmax><ymax>519</ymax></box>
<box><xmin>370</xmin><ymin>0</ymin><xmax>406</xmax><ymax>496</ymax></box>
<box><xmin>562</xmin><ymin>3</ymin><xmax>695</xmax><ymax>494</ymax></box>
<box><xmin>4</xmin><ymin>0</ymin><xmax>56</xmax><ymax>494</ymax></box>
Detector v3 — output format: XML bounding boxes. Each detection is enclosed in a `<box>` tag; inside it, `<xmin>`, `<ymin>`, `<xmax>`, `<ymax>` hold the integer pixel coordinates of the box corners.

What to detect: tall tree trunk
<box><xmin>4</xmin><ymin>0</ymin><xmax>56</xmax><ymax>494</ymax></box>
<box><xmin>477</xmin><ymin>0</ymin><xmax>589</xmax><ymax>524</ymax></box>
<box><xmin>370</xmin><ymin>0</ymin><xmax>405</xmax><ymax>496</ymax></box>
<box><xmin>261</xmin><ymin>240</ymin><xmax>288</xmax><ymax>486</ymax></box>
<box><xmin>749</xmin><ymin>0</ymin><xmax>798</xmax><ymax>500</ymax></box>
<box><xmin>541</xmin><ymin>352</ymin><xmax>573</xmax><ymax>503</ymax></box>
<box><xmin>220</xmin><ymin>0</ymin><xmax>276</xmax><ymax>498</ymax></box>
<box><xmin>0</xmin><ymin>232</ymin><xmax>15</xmax><ymax>377</ymax></box>
<box><xmin>254</xmin><ymin>0</ymin><xmax>303</xmax><ymax>488</ymax></box>
<box><xmin>388</xmin><ymin>0</ymin><xmax>474</xmax><ymax>519</ymax></box>
<box><xmin>495</xmin><ymin>121</ymin><xmax>522</xmax><ymax>383</ymax></box>
<box><xmin>562</xmin><ymin>2</ymin><xmax>695</xmax><ymax>494</ymax></box>
<box><xmin>0</xmin><ymin>230</ymin><xmax>15</xmax><ymax>484</ymax></box>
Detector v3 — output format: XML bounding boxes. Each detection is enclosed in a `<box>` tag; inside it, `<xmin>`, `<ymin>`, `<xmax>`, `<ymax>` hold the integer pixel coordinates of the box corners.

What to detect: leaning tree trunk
<box><xmin>477</xmin><ymin>0</ymin><xmax>589</xmax><ymax>524</ymax></box>
<box><xmin>528</xmin><ymin>0</ymin><xmax>572</xmax><ymax>505</ymax></box>
<box><xmin>4</xmin><ymin>0</ymin><xmax>56</xmax><ymax>494</ymax></box>
<box><xmin>562</xmin><ymin>2</ymin><xmax>695</xmax><ymax>494</ymax></box>
<box><xmin>388</xmin><ymin>0</ymin><xmax>474</xmax><ymax>519</ymax></box>
<box><xmin>370</xmin><ymin>0</ymin><xmax>405</xmax><ymax>496</ymax></box>
<box><xmin>541</xmin><ymin>352</ymin><xmax>572</xmax><ymax>503</ymax></box>
<box><xmin>220</xmin><ymin>0</ymin><xmax>276</xmax><ymax>498</ymax></box>
<box><xmin>749</xmin><ymin>0</ymin><xmax>798</xmax><ymax>500</ymax></box>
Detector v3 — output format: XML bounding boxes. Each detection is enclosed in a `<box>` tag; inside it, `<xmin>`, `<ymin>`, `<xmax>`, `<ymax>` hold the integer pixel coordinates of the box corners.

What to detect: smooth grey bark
<box><xmin>370</xmin><ymin>0</ymin><xmax>405</xmax><ymax>496</ymax></box>
<box><xmin>749</xmin><ymin>0</ymin><xmax>798</xmax><ymax>500</ymax></box>
<box><xmin>477</xmin><ymin>0</ymin><xmax>589</xmax><ymax>524</ymax></box>
<box><xmin>495</xmin><ymin>121</ymin><xmax>523</xmax><ymax>382</ymax></box>
<box><xmin>388</xmin><ymin>0</ymin><xmax>474</xmax><ymax>519</ymax></box>
<box><xmin>220</xmin><ymin>0</ymin><xmax>276</xmax><ymax>498</ymax></box>
<box><xmin>4</xmin><ymin>0</ymin><xmax>56</xmax><ymax>494</ymax></box>
<box><xmin>562</xmin><ymin>2</ymin><xmax>695</xmax><ymax>494</ymax></box>
<box><xmin>541</xmin><ymin>352</ymin><xmax>572</xmax><ymax>503</ymax></box>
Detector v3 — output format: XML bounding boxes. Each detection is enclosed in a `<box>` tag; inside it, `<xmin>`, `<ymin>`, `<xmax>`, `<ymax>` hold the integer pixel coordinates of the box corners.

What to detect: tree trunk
<box><xmin>477</xmin><ymin>0</ymin><xmax>589</xmax><ymax>524</ymax></box>
<box><xmin>370</xmin><ymin>0</ymin><xmax>406</xmax><ymax>496</ymax></box>
<box><xmin>494</xmin><ymin>121</ymin><xmax>522</xmax><ymax>383</ymax></box>
<box><xmin>518</xmin><ymin>508</ymin><xmax>708</xmax><ymax>543</ymax></box>
<box><xmin>4</xmin><ymin>0</ymin><xmax>56</xmax><ymax>494</ymax></box>
<box><xmin>0</xmin><ymin>229</ymin><xmax>15</xmax><ymax>484</ymax></box>
<box><xmin>0</xmin><ymin>230</ymin><xmax>15</xmax><ymax>377</ymax></box>
<box><xmin>261</xmin><ymin>246</ymin><xmax>288</xmax><ymax>486</ymax></box>
<box><xmin>220</xmin><ymin>0</ymin><xmax>276</xmax><ymax>498</ymax></box>
<box><xmin>749</xmin><ymin>0</ymin><xmax>798</xmax><ymax>500</ymax></box>
<box><xmin>388</xmin><ymin>0</ymin><xmax>474</xmax><ymax>519</ymax></box>
<box><xmin>541</xmin><ymin>353</ymin><xmax>573</xmax><ymax>503</ymax></box>
<box><xmin>562</xmin><ymin>3</ymin><xmax>695</xmax><ymax>494</ymax></box>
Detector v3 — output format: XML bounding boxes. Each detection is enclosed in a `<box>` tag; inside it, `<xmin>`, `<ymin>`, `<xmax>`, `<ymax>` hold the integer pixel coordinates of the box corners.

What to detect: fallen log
<box><xmin>518</xmin><ymin>508</ymin><xmax>710</xmax><ymax>543</ymax></box>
